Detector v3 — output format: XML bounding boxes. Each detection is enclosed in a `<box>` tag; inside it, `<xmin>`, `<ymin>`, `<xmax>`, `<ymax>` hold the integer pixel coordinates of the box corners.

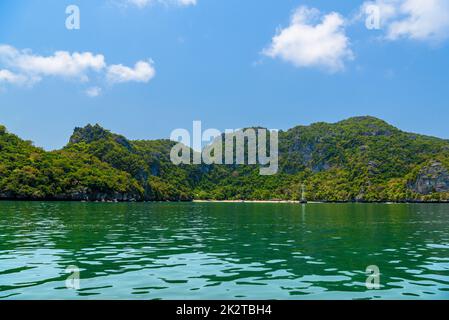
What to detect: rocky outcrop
<box><xmin>69</xmin><ymin>124</ymin><xmax>133</xmax><ymax>150</ymax></box>
<box><xmin>409</xmin><ymin>161</ymin><xmax>449</xmax><ymax>195</ymax></box>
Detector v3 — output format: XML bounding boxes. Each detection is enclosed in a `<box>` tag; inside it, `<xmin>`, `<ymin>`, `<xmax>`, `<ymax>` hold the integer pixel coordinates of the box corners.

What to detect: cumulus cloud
<box><xmin>15</xmin><ymin>51</ymin><xmax>105</xmax><ymax>80</ymax></box>
<box><xmin>0</xmin><ymin>44</ymin><xmax>156</xmax><ymax>91</ymax></box>
<box><xmin>362</xmin><ymin>0</ymin><xmax>449</xmax><ymax>42</ymax></box>
<box><xmin>263</xmin><ymin>6</ymin><xmax>353</xmax><ymax>72</ymax></box>
<box><xmin>0</xmin><ymin>45</ymin><xmax>105</xmax><ymax>82</ymax></box>
<box><xmin>107</xmin><ymin>60</ymin><xmax>156</xmax><ymax>83</ymax></box>
<box><xmin>126</xmin><ymin>0</ymin><xmax>196</xmax><ymax>8</ymax></box>
<box><xmin>0</xmin><ymin>69</ymin><xmax>28</xmax><ymax>85</ymax></box>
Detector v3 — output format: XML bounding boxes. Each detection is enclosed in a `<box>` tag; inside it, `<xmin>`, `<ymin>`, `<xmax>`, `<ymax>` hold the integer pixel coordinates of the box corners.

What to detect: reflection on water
<box><xmin>0</xmin><ymin>202</ymin><xmax>449</xmax><ymax>299</ymax></box>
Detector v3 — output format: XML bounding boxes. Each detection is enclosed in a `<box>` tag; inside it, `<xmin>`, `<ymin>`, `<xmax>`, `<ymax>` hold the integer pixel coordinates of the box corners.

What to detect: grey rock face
<box><xmin>409</xmin><ymin>161</ymin><xmax>449</xmax><ymax>194</ymax></box>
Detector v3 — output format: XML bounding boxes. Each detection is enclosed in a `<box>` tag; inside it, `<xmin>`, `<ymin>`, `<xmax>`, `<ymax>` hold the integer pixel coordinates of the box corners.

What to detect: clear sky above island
<box><xmin>0</xmin><ymin>0</ymin><xmax>448</xmax><ymax>150</ymax></box>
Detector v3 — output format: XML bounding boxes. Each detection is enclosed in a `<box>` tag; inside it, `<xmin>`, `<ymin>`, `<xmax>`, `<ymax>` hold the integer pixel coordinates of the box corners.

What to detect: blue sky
<box><xmin>1</xmin><ymin>0</ymin><xmax>449</xmax><ymax>150</ymax></box>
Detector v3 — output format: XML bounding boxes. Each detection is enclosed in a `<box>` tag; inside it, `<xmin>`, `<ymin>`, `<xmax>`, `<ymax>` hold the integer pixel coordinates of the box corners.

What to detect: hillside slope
<box><xmin>0</xmin><ymin>125</ymin><xmax>143</xmax><ymax>201</ymax></box>
<box><xmin>195</xmin><ymin>116</ymin><xmax>449</xmax><ymax>201</ymax></box>
<box><xmin>1</xmin><ymin>116</ymin><xmax>448</xmax><ymax>202</ymax></box>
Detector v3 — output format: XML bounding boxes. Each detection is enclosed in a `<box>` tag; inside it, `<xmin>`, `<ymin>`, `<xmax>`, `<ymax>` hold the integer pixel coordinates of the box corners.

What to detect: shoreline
<box><xmin>0</xmin><ymin>199</ymin><xmax>448</xmax><ymax>204</ymax></box>
<box><xmin>193</xmin><ymin>200</ymin><xmax>318</xmax><ymax>204</ymax></box>
<box><xmin>192</xmin><ymin>200</ymin><xmax>449</xmax><ymax>204</ymax></box>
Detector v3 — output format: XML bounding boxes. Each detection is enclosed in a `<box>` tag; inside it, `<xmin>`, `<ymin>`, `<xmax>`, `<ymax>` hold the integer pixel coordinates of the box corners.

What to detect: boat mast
<box><xmin>301</xmin><ymin>184</ymin><xmax>307</xmax><ymax>203</ymax></box>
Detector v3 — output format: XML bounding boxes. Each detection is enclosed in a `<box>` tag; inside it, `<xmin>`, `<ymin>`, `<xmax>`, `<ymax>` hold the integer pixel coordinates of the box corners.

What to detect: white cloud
<box><xmin>0</xmin><ymin>69</ymin><xmax>28</xmax><ymax>85</ymax></box>
<box><xmin>107</xmin><ymin>60</ymin><xmax>156</xmax><ymax>83</ymax></box>
<box><xmin>263</xmin><ymin>6</ymin><xmax>353</xmax><ymax>72</ymax></box>
<box><xmin>127</xmin><ymin>0</ymin><xmax>152</xmax><ymax>8</ymax></box>
<box><xmin>178</xmin><ymin>0</ymin><xmax>196</xmax><ymax>6</ymax></box>
<box><xmin>0</xmin><ymin>44</ymin><xmax>156</xmax><ymax>91</ymax></box>
<box><xmin>0</xmin><ymin>45</ymin><xmax>105</xmax><ymax>81</ymax></box>
<box><xmin>126</xmin><ymin>0</ymin><xmax>196</xmax><ymax>8</ymax></box>
<box><xmin>362</xmin><ymin>0</ymin><xmax>449</xmax><ymax>42</ymax></box>
<box><xmin>85</xmin><ymin>86</ymin><xmax>102</xmax><ymax>97</ymax></box>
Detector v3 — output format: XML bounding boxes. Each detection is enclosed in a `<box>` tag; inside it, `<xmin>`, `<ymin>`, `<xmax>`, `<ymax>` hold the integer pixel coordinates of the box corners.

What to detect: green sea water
<box><xmin>0</xmin><ymin>201</ymin><xmax>449</xmax><ymax>300</ymax></box>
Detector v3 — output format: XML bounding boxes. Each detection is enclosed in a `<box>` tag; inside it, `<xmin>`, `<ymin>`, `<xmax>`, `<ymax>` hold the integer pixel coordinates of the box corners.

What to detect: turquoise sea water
<box><xmin>0</xmin><ymin>202</ymin><xmax>449</xmax><ymax>299</ymax></box>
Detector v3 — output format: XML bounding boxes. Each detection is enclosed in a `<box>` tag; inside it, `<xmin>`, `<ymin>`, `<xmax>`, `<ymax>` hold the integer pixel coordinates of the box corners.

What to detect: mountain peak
<box><xmin>344</xmin><ymin>115</ymin><xmax>380</xmax><ymax>121</ymax></box>
<box><xmin>336</xmin><ymin>115</ymin><xmax>398</xmax><ymax>136</ymax></box>
<box><xmin>69</xmin><ymin>124</ymin><xmax>132</xmax><ymax>150</ymax></box>
<box><xmin>337</xmin><ymin>115</ymin><xmax>392</xmax><ymax>126</ymax></box>
<box><xmin>69</xmin><ymin>124</ymin><xmax>112</xmax><ymax>144</ymax></box>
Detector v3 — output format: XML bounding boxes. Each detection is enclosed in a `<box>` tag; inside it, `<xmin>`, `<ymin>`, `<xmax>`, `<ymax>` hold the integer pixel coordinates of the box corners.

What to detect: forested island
<box><xmin>1</xmin><ymin>116</ymin><xmax>448</xmax><ymax>202</ymax></box>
